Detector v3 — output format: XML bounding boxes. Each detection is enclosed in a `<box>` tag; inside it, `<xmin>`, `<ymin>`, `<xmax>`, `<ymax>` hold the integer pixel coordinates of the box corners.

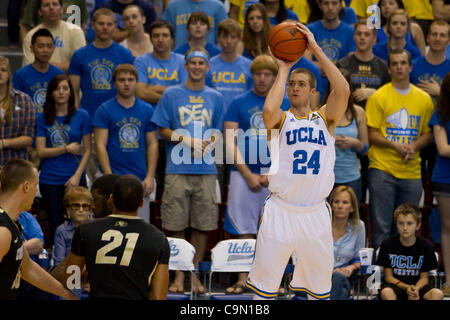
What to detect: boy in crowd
<box><xmin>174</xmin><ymin>11</ymin><xmax>221</xmax><ymax>58</ymax></box>
<box><xmin>13</xmin><ymin>28</ymin><xmax>64</xmax><ymax>114</ymax></box>
<box><xmin>376</xmin><ymin>203</ymin><xmax>444</xmax><ymax>300</ymax></box>
<box><xmin>207</xmin><ymin>18</ymin><xmax>252</xmax><ymax>112</ymax></box>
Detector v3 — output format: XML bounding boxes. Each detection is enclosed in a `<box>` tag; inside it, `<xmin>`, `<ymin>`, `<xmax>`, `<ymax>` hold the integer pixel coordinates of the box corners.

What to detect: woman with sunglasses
<box><xmin>52</xmin><ymin>186</ymin><xmax>93</xmax><ymax>267</ymax></box>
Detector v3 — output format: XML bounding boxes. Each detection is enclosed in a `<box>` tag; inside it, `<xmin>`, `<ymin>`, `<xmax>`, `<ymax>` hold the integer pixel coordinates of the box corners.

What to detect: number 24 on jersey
<box><xmin>293</xmin><ymin>149</ymin><xmax>320</xmax><ymax>175</ymax></box>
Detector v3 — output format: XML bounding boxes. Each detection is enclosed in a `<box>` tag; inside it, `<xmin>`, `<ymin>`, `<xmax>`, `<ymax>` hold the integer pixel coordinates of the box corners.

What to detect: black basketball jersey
<box><xmin>71</xmin><ymin>214</ymin><xmax>170</xmax><ymax>300</ymax></box>
<box><xmin>0</xmin><ymin>210</ymin><xmax>24</xmax><ymax>300</ymax></box>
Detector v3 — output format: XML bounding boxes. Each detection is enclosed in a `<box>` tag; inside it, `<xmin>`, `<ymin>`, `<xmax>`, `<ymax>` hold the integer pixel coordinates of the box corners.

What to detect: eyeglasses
<box><xmin>69</xmin><ymin>203</ymin><xmax>91</xmax><ymax>211</ymax></box>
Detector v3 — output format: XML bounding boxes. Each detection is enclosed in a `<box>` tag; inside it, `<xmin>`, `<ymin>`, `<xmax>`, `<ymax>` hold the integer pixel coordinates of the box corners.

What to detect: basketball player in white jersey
<box><xmin>245</xmin><ymin>23</ymin><xmax>350</xmax><ymax>300</ymax></box>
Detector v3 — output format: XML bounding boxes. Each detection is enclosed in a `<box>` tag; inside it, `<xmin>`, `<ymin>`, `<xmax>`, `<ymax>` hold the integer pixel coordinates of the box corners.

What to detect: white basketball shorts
<box><xmin>245</xmin><ymin>195</ymin><xmax>334</xmax><ymax>299</ymax></box>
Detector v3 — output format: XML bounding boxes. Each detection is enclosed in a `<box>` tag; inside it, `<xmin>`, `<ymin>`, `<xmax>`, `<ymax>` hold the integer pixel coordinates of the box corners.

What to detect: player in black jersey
<box><xmin>0</xmin><ymin>159</ymin><xmax>77</xmax><ymax>300</ymax></box>
<box><xmin>63</xmin><ymin>174</ymin><xmax>170</xmax><ymax>299</ymax></box>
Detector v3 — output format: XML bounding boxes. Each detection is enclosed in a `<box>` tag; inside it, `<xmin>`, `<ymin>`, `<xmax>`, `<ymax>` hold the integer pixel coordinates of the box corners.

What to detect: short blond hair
<box><xmin>250</xmin><ymin>55</ymin><xmax>278</xmax><ymax>76</ymax></box>
<box><xmin>93</xmin><ymin>7</ymin><xmax>117</xmax><ymax>23</ymax></box>
<box><xmin>63</xmin><ymin>186</ymin><xmax>93</xmax><ymax>208</ymax></box>
<box><xmin>113</xmin><ymin>64</ymin><xmax>138</xmax><ymax>82</ymax></box>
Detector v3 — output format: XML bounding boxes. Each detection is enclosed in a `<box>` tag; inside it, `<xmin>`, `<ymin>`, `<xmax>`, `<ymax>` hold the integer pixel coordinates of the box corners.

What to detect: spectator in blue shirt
<box><xmin>135</xmin><ymin>20</ymin><xmax>185</xmax><ymax>105</ymax></box>
<box><xmin>16</xmin><ymin>211</ymin><xmax>51</xmax><ymax>300</ymax></box>
<box><xmin>410</xmin><ymin>20</ymin><xmax>450</xmax><ymax>100</ymax></box>
<box><xmin>242</xmin><ymin>3</ymin><xmax>271</xmax><ymax>60</ymax></box>
<box><xmin>375</xmin><ymin>0</ymin><xmax>426</xmax><ymax>55</ymax></box>
<box><xmin>52</xmin><ymin>186</ymin><xmax>92</xmax><ymax>267</ymax></box>
<box><xmin>162</xmin><ymin>0</ymin><xmax>228</xmax><ymax>48</ymax></box>
<box><xmin>12</xmin><ymin>28</ymin><xmax>64</xmax><ymax>114</ymax></box>
<box><xmin>428</xmin><ymin>73</ymin><xmax>450</xmax><ymax>298</ymax></box>
<box><xmin>306</xmin><ymin>0</ymin><xmax>356</xmax><ymax>91</ymax></box>
<box><xmin>93</xmin><ymin>64</ymin><xmax>158</xmax><ymax>224</ymax></box>
<box><xmin>36</xmin><ymin>74</ymin><xmax>92</xmax><ymax>241</ymax></box>
<box><xmin>99</xmin><ymin>0</ymin><xmax>157</xmax><ymax>43</ymax></box>
<box><xmin>373</xmin><ymin>9</ymin><xmax>422</xmax><ymax>63</ymax></box>
<box><xmin>329</xmin><ymin>186</ymin><xmax>366</xmax><ymax>300</ymax></box>
<box><xmin>174</xmin><ymin>11</ymin><xmax>221</xmax><ymax>59</ymax></box>
<box><xmin>68</xmin><ymin>7</ymin><xmax>134</xmax><ymax>118</ymax></box>
<box><xmin>151</xmin><ymin>47</ymin><xmax>225</xmax><ymax>294</ymax></box>
<box><xmin>18</xmin><ymin>211</ymin><xmax>45</xmax><ymax>261</ymax></box>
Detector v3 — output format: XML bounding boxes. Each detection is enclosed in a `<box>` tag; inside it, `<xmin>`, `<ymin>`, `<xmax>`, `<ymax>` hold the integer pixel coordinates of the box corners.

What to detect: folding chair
<box><xmin>166</xmin><ymin>237</ymin><xmax>197</xmax><ymax>300</ymax></box>
<box><xmin>205</xmin><ymin>239</ymin><xmax>256</xmax><ymax>300</ymax></box>
<box><xmin>429</xmin><ymin>252</ymin><xmax>443</xmax><ymax>288</ymax></box>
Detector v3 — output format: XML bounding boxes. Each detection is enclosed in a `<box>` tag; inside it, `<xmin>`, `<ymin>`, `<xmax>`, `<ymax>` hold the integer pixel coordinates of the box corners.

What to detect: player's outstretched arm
<box><xmin>296</xmin><ymin>24</ymin><xmax>349</xmax><ymax>134</ymax></box>
<box><xmin>263</xmin><ymin>49</ymin><xmax>300</xmax><ymax>131</ymax></box>
<box><xmin>21</xmin><ymin>249</ymin><xmax>79</xmax><ymax>300</ymax></box>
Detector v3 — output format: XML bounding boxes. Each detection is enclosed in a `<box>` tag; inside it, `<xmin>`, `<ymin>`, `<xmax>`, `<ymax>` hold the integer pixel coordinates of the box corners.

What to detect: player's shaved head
<box><xmin>0</xmin><ymin>159</ymin><xmax>36</xmax><ymax>193</ymax></box>
<box><xmin>112</xmin><ymin>175</ymin><xmax>143</xmax><ymax>213</ymax></box>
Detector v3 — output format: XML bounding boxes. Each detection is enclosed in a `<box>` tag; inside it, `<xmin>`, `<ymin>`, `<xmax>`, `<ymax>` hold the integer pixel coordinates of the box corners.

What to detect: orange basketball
<box><xmin>269</xmin><ymin>22</ymin><xmax>307</xmax><ymax>62</ymax></box>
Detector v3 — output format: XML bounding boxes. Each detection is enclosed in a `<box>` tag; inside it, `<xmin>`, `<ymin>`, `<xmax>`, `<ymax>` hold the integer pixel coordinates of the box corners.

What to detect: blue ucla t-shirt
<box><xmin>224</xmin><ymin>90</ymin><xmax>290</xmax><ymax>175</ymax></box>
<box><xmin>429</xmin><ymin>111</ymin><xmax>450</xmax><ymax>185</ymax></box>
<box><xmin>206</xmin><ymin>55</ymin><xmax>253</xmax><ymax>111</ymax></box>
<box><xmin>410</xmin><ymin>56</ymin><xmax>450</xmax><ymax>87</ymax></box>
<box><xmin>134</xmin><ymin>52</ymin><xmax>186</xmax><ymax>86</ymax></box>
<box><xmin>68</xmin><ymin>42</ymin><xmax>134</xmax><ymax>117</ymax></box>
<box><xmin>162</xmin><ymin>0</ymin><xmax>228</xmax><ymax>48</ymax></box>
<box><xmin>151</xmin><ymin>84</ymin><xmax>225</xmax><ymax>174</ymax></box>
<box><xmin>92</xmin><ymin>97</ymin><xmax>156</xmax><ymax>181</ymax></box>
<box><xmin>100</xmin><ymin>0</ymin><xmax>156</xmax><ymax>30</ymax></box>
<box><xmin>12</xmin><ymin>64</ymin><xmax>64</xmax><ymax>114</ymax></box>
<box><xmin>373</xmin><ymin>41</ymin><xmax>422</xmax><ymax>62</ymax></box>
<box><xmin>377</xmin><ymin>27</ymin><xmax>415</xmax><ymax>47</ymax></box>
<box><xmin>307</xmin><ymin>21</ymin><xmax>356</xmax><ymax>63</ymax></box>
<box><xmin>307</xmin><ymin>21</ymin><xmax>355</xmax><ymax>93</ymax></box>
<box><xmin>36</xmin><ymin>109</ymin><xmax>92</xmax><ymax>185</ymax></box>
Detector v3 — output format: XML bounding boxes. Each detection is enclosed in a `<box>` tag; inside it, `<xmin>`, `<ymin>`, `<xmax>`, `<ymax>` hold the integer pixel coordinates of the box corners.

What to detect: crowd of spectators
<box><xmin>3</xmin><ymin>0</ymin><xmax>450</xmax><ymax>299</ymax></box>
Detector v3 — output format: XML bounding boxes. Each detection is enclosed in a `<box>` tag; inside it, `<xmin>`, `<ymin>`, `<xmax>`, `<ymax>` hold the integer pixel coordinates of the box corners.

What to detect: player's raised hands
<box><xmin>267</xmin><ymin>46</ymin><xmax>300</xmax><ymax>70</ymax></box>
<box><xmin>294</xmin><ymin>23</ymin><xmax>319</xmax><ymax>53</ymax></box>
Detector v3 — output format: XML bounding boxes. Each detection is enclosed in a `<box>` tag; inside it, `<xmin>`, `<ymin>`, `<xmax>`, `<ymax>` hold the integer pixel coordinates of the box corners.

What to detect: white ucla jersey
<box><xmin>268</xmin><ymin>110</ymin><xmax>335</xmax><ymax>206</ymax></box>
